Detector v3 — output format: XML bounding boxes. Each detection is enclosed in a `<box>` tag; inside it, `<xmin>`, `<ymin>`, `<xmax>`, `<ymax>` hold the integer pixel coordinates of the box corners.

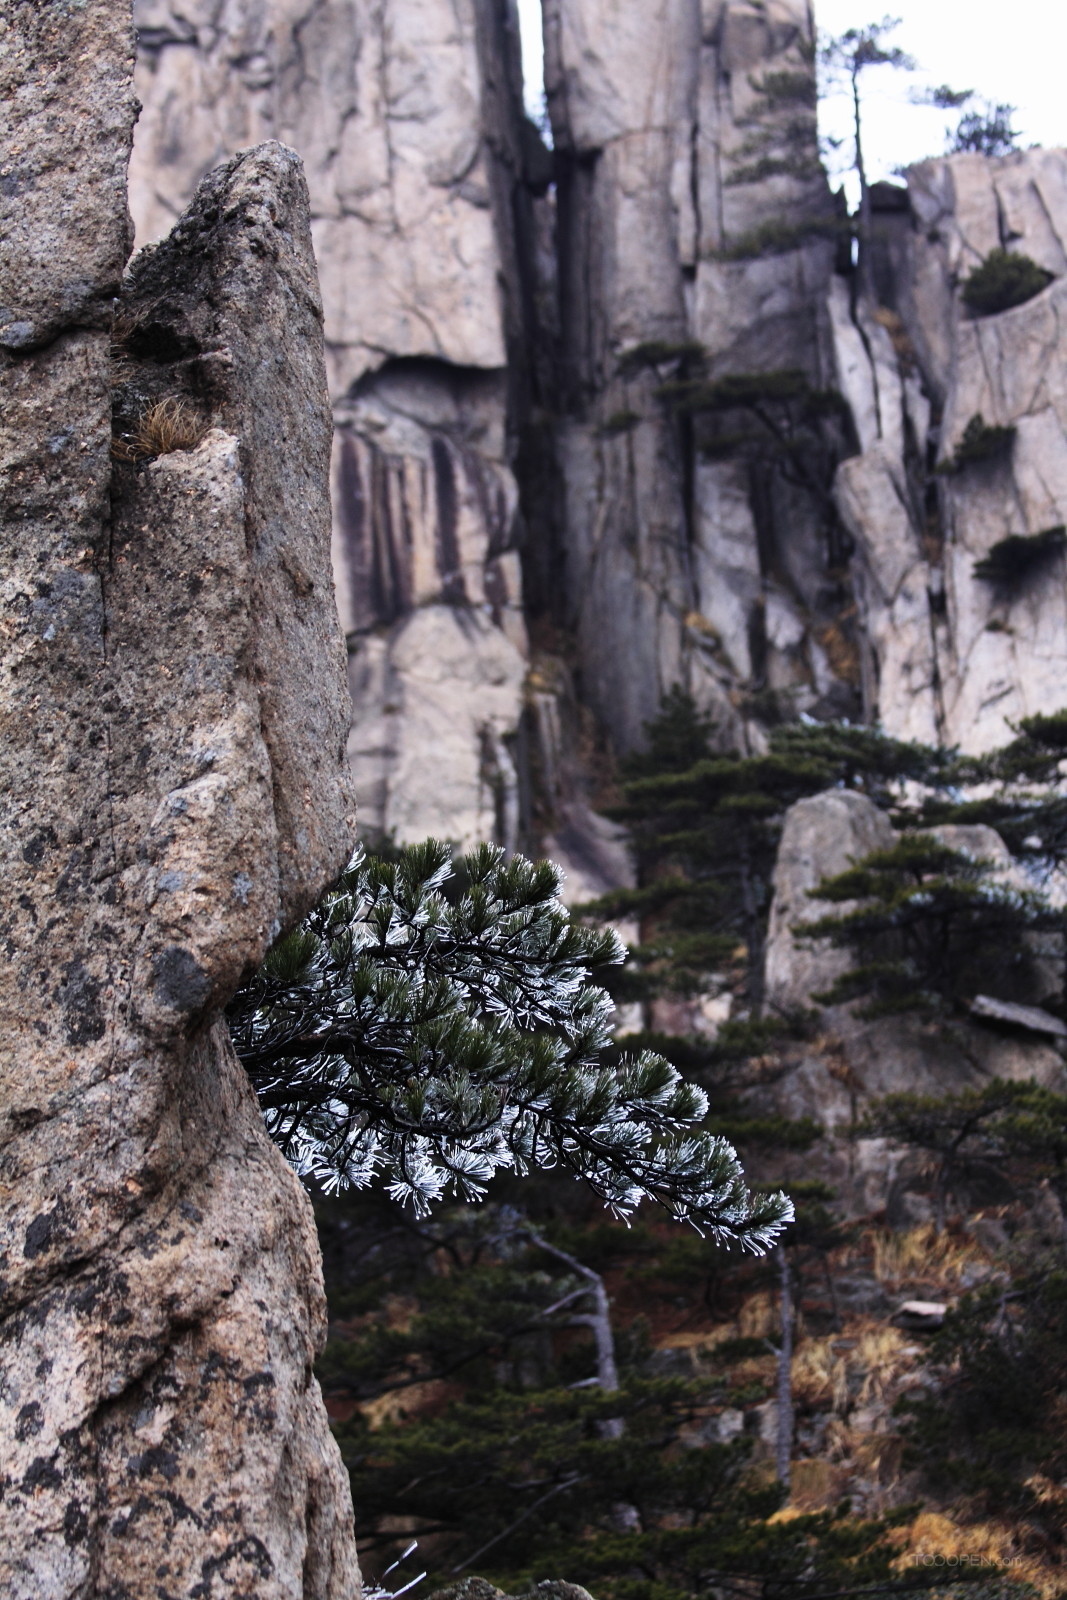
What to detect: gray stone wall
<box><xmin>837</xmin><ymin>150</ymin><xmax>1067</xmax><ymax>753</ymax></box>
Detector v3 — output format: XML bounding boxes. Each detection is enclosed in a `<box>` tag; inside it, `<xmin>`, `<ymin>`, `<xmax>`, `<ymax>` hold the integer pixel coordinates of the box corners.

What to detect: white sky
<box><xmin>515</xmin><ymin>0</ymin><xmax>1066</xmax><ymax>192</ymax></box>
<box><xmin>516</xmin><ymin>0</ymin><xmax>545</xmax><ymax>119</ymax></box>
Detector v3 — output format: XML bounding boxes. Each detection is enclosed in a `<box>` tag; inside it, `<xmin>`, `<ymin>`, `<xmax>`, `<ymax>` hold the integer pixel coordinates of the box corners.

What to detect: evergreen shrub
<box><xmin>972</xmin><ymin>525</ymin><xmax>1066</xmax><ymax>583</ymax></box>
<box><xmin>961</xmin><ymin>248</ymin><xmax>1051</xmax><ymax>316</ymax></box>
<box><xmin>228</xmin><ymin>839</ymin><xmax>790</xmax><ymax>1246</ymax></box>
<box><xmin>937</xmin><ymin>413</ymin><xmax>1016</xmax><ymax>473</ymax></box>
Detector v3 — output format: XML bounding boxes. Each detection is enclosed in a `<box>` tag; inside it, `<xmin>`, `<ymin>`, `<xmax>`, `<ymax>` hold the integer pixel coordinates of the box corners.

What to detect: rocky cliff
<box><xmin>836</xmin><ymin>152</ymin><xmax>1067</xmax><ymax>751</ymax></box>
<box><xmin>758</xmin><ymin>790</ymin><xmax>1067</xmax><ymax>1219</ymax></box>
<box><xmin>126</xmin><ymin>0</ymin><xmax>1067</xmax><ymax>817</ymax></box>
<box><xmin>540</xmin><ymin>0</ymin><xmax>842</xmax><ymax>751</ymax></box>
<box><xmin>8</xmin><ymin>0</ymin><xmax>1061</xmax><ymax>1572</ymax></box>
<box><xmin>130</xmin><ymin>0</ymin><xmax>539</xmax><ymax>852</ymax></box>
<box><xmin>0</xmin><ymin>4</ymin><xmax>360</xmax><ymax>1591</ymax></box>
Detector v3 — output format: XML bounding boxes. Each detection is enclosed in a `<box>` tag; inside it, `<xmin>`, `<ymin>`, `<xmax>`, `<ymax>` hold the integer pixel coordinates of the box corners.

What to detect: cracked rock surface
<box><xmin>833</xmin><ymin>148</ymin><xmax>1067</xmax><ymax>753</ymax></box>
<box><xmin>543</xmin><ymin>0</ymin><xmax>839</xmax><ymax>751</ymax></box>
<box><xmin>0</xmin><ymin>5</ymin><xmax>360</xmax><ymax>1592</ymax></box>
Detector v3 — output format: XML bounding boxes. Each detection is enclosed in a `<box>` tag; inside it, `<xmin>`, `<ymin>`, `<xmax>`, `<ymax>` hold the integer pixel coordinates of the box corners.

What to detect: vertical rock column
<box><xmin>542</xmin><ymin>0</ymin><xmax>699</xmax><ymax>751</ymax></box>
<box><xmin>0</xmin><ymin>4</ymin><xmax>360</xmax><ymax>1591</ymax></box>
<box><xmin>542</xmin><ymin>0</ymin><xmax>841</xmax><ymax>754</ymax></box>
<box><xmin>908</xmin><ymin>151</ymin><xmax>1067</xmax><ymax>751</ymax></box>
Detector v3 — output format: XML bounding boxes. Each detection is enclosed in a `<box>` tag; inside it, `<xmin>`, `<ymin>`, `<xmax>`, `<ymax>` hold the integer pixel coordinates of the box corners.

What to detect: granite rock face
<box><xmin>332</xmin><ymin>357</ymin><xmax>529</xmax><ymax>850</ymax></box>
<box><xmin>129</xmin><ymin>0</ymin><xmax>852</xmax><ymax>811</ymax></box>
<box><xmin>834</xmin><ymin>151</ymin><xmax>1067</xmax><ymax>753</ymax></box>
<box><xmin>130</xmin><ymin>0</ymin><xmax>507</xmax><ymax>388</ymax></box>
<box><xmin>542</xmin><ymin>0</ymin><xmax>842</xmax><ymax>752</ymax></box>
<box><xmin>130</xmin><ymin>0</ymin><xmax>535</xmax><ymax>846</ymax></box>
<box><xmin>0</xmin><ymin>8</ymin><xmax>360</xmax><ymax>1583</ymax></box>
<box><xmin>0</xmin><ymin>0</ymin><xmax>136</xmax><ymax>351</ymax></box>
<box><xmin>127</xmin><ymin>1</ymin><xmax>1067</xmax><ymax>806</ymax></box>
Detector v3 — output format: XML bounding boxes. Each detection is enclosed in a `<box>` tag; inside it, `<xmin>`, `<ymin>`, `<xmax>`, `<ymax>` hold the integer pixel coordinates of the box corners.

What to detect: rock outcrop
<box><xmin>130</xmin><ymin>0</ymin><xmax>537</xmax><ymax>848</ymax></box>
<box><xmin>835</xmin><ymin>151</ymin><xmax>1067</xmax><ymax>752</ymax></box>
<box><xmin>0</xmin><ymin>5</ymin><xmax>360</xmax><ymax>1590</ymax></box>
<box><xmin>764</xmin><ymin>790</ymin><xmax>896</xmax><ymax>1015</ymax></box>
<box><xmin>128</xmin><ymin>0</ymin><xmax>858</xmax><ymax>827</ymax></box>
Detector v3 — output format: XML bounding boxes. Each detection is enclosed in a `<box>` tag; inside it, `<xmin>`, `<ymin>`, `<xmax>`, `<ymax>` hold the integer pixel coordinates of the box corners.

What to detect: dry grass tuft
<box><xmin>112</xmin><ymin>397</ymin><xmax>208</xmax><ymax>462</ymax></box>
<box><xmin>792</xmin><ymin>1321</ymin><xmax>914</xmax><ymax>1415</ymax></box>
<box><xmin>866</xmin><ymin>1223</ymin><xmax>989</xmax><ymax>1291</ymax></box>
<box><xmin>110</xmin><ymin>306</ymin><xmax>144</xmax><ymax>361</ymax></box>
<box><xmin>893</xmin><ymin>1509</ymin><xmax>1056</xmax><ymax>1596</ymax></box>
<box><xmin>735</xmin><ymin>1289</ymin><xmax>777</xmax><ymax>1341</ymax></box>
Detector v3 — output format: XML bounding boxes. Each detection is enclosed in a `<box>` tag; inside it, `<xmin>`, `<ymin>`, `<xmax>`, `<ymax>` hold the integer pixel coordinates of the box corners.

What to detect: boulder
<box><xmin>764</xmin><ymin>790</ymin><xmax>895</xmax><ymax>1013</ymax></box>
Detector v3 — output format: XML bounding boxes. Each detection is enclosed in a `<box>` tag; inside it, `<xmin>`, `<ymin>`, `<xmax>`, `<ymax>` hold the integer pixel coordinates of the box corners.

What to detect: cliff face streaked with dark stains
<box><xmin>131</xmin><ymin>0</ymin><xmax>539</xmax><ymax>855</ymax></box>
<box><xmin>128</xmin><ymin>1</ymin><xmax>1067</xmax><ymax>849</ymax></box>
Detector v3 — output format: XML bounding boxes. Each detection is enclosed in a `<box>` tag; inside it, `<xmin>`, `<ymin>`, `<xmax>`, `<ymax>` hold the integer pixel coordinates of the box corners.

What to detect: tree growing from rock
<box><xmin>860</xmin><ymin>1078</ymin><xmax>1067</xmax><ymax>1231</ymax></box>
<box><xmin>819</xmin><ymin>22</ymin><xmax>1019</xmax><ymax>281</ymax></box>
<box><xmin>819</xmin><ymin>17</ymin><xmax>915</xmax><ymax>283</ymax></box>
<box><xmin>228</xmin><ymin>840</ymin><xmax>790</xmax><ymax>1249</ymax></box>
<box><xmin>804</xmin><ymin>833</ymin><xmax>1060</xmax><ymax>1019</ymax></box>
<box><xmin>588</xmin><ymin>690</ymin><xmax>943</xmax><ymax>1018</ymax></box>
<box><xmin>799</xmin><ymin>707</ymin><xmax>1067</xmax><ymax>1024</ymax></box>
<box><xmin>300</xmin><ymin>696</ymin><xmax>1067</xmax><ymax>1593</ymax></box>
<box><xmin>948</xmin><ymin>98</ymin><xmax>1020</xmax><ymax>157</ymax></box>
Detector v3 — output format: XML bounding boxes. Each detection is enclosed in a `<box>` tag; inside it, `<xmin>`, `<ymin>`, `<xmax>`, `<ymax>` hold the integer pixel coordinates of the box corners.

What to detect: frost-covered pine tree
<box><xmin>227</xmin><ymin>841</ymin><xmax>790</xmax><ymax>1250</ymax></box>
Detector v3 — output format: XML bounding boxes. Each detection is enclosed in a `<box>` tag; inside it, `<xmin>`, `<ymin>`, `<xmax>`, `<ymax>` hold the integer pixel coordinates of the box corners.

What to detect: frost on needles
<box><xmin>227</xmin><ymin>840</ymin><xmax>790</xmax><ymax>1251</ymax></box>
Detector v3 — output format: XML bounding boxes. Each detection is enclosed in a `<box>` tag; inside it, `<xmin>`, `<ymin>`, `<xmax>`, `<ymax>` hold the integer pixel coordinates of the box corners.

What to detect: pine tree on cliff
<box><xmin>580</xmin><ymin>693</ymin><xmax>946</xmax><ymax>1490</ymax></box>
<box><xmin>227</xmin><ymin>839</ymin><xmax>790</xmax><ymax>1250</ymax></box>
<box><xmin>783</xmin><ymin>711</ymin><xmax>1067</xmax><ymax>1528</ymax></box>
<box><xmin>866</xmin><ymin>1075</ymin><xmax>1067</xmax><ymax>1542</ymax></box>
<box><xmin>587</xmin><ymin>688</ymin><xmax>940</xmax><ymax>1021</ymax></box>
<box><xmin>803</xmin><ymin>832</ymin><xmax>1061</xmax><ymax>1020</ymax></box>
<box><xmin>783</xmin><ymin>704</ymin><xmax>1067</xmax><ymax>1384</ymax></box>
<box><xmin>858</xmin><ymin>1077</ymin><xmax>1067</xmax><ymax>1232</ymax></box>
<box><xmin>901</xmin><ymin>1255</ymin><xmax>1067</xmax><ymax>1536</ymax></box>
<box><xmin>918</xmin><ymin>707</ymin><xmax>1067</xmax><ymax>871</ymax></box>
<box><xmin>819</xmin><ymin>18</ymin><xmax>915</xmax><ymax>287</ymax></box>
